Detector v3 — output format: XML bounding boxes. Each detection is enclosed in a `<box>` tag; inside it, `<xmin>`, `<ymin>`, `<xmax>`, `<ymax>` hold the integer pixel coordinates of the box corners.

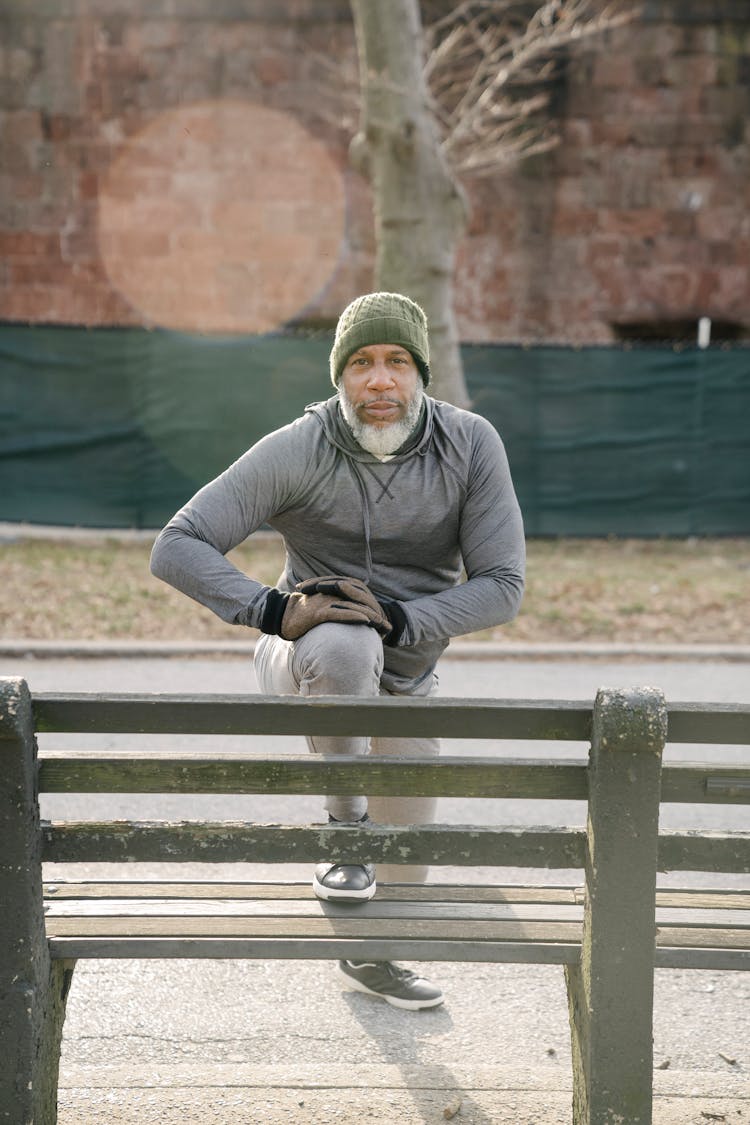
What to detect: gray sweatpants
<box><xmin>254</xmin><ymin>622</ymin><xmax>440</xmax><ymax>884</ymax></box>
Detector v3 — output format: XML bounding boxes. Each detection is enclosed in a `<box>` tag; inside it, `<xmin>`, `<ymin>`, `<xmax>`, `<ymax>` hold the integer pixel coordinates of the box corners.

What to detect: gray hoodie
<box><xmin>150</xmin><ymin>394</ymin><xmax>525</xmax><ymax>692</ymax></box>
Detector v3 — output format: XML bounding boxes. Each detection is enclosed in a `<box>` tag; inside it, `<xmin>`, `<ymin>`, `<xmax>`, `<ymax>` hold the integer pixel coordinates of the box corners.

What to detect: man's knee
<box><xmin>292</xmin><ymin>622</ymin><xmax>384</xmax><ymax>695</ymax></box>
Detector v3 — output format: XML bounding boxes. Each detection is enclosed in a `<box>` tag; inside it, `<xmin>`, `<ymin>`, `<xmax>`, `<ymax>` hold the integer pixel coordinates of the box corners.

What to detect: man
<box><xmin>150</xmin><ymin>291</ymin><xmax>525</xmax><ymax>1010</ymax></box>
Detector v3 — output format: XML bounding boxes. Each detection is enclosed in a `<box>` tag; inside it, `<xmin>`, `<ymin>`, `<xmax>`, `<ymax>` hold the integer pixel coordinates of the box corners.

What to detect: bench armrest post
<box><xmin>0</xmin><ymin>677</ymin><xmax>74</xmax><ymax>1124</ymax></box>
<box><xmin>566</xmin><ymin>685</ymin><xmax>667</xmax><ymax>1125</ymax></box>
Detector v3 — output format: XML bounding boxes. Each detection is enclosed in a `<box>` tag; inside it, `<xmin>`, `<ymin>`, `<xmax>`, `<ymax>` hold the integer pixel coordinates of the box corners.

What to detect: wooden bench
<box><xmin>1</xmin><ymin>675</ymin><xmax>748</xmax><ymax>1125</ymax></box>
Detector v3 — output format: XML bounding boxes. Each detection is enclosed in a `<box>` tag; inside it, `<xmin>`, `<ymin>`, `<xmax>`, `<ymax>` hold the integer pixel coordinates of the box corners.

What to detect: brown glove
<box><xmin>295</xmin><ymin>575</ymin><xmax>382</xmax><ymax>616</ymax></box>
<box><xmin>280</xmin><ymin>591</ymin><xmax>387</xmax><ymax>641</ymax></box>
<box><xmin>295</xmin><ymin>575</ymin><xmax>403</xmax><ymax>643</ymax></box>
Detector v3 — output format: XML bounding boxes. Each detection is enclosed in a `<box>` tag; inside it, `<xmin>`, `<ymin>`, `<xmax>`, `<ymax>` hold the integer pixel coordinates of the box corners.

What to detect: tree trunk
<box><xmin>349</xmin><ymin>0</ymin><xmax>471</xmax><ymax>407</ymax></box>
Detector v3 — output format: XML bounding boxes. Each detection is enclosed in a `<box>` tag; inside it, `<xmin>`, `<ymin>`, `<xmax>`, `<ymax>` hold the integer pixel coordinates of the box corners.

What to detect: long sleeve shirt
<box><xmin>150</xmin><ymin>394</ymin><xmax>525</xmax><ymax>692</ymax></box>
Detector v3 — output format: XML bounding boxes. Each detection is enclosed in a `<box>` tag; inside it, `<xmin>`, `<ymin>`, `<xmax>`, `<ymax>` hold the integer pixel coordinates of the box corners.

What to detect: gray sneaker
<box><xmin>338</xmin><ymin>960</ymin><xmax>444</xmax><ymax>1010</ymax></box>
<box><xmin>313</xmin><ymin>863</ymin><xmax>376</xmax><ymax>902</ymax></box>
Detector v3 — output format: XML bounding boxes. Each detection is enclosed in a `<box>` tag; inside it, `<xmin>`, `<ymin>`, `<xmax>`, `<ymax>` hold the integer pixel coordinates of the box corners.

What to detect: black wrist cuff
<box><xmin>378</xmin><ymin>599</ymin><xmax>408</xmax><ymax>647</ymax></box>
<box><xmin>259</xmin><ymin>588</ymin><xmax>289</xmax><ymax>635</ymax></box>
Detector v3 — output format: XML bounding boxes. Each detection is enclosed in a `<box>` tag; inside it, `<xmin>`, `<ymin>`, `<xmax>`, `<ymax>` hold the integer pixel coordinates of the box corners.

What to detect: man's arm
<box><xmin>150</xmin><ymin>425</ymin><xmax>304</xmax><ymax>629</ymax></box>
<box><xmin>390</xmin><ymin>418</ymin><xmax>525</xmax><ymax>646</ymax></box>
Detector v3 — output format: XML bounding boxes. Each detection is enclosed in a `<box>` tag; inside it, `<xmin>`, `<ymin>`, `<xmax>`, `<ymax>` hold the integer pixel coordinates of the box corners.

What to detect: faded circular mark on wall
<box><xmin>98</xmin><ymin>101</ymin><xmax>345</xmax><ymax>334</ymax></box>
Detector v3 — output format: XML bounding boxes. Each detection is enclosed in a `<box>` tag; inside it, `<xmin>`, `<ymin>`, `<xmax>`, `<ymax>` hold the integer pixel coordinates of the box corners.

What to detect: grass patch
<box><xmin>2</xmin><ymin>533</ymin><xmax>748</xmax><ymax>645</ymax></box>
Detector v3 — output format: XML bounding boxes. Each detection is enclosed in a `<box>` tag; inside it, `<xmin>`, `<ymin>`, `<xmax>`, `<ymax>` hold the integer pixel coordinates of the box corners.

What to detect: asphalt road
<box><xmin>2</xmin><ymin>652</ymin><xmax>748</xmax><ymax>1121</ymax></box>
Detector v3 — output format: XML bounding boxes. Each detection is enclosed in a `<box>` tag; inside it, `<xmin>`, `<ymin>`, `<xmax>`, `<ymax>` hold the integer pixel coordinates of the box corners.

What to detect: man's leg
<box><xmin>255</xmin><ymin>622</ymin><xmax>382</xmax><ymax>820</ymax></box>
<box><xmin>366</xmin><ymin>733</ymin><xmax>439</xmax><ymax>886</ymax></box>
<box><xmin>254</xmin><ymin>623</ymin><xmax>382</xmax><ymax>900</ymax></box>
<box><xmin>339</xmin><ymin>681</ymin><xmax>444</xmax><ymax>1010</ymax></box>
<box><xmin>256</xmin><ymin>632</ymin><xmax>444</xmax><ymax>1008</ymax></box>
<box><xmin>368</xmin><ymin>673</ymin><xmax>440</xmax><ymax>884</ymax></box>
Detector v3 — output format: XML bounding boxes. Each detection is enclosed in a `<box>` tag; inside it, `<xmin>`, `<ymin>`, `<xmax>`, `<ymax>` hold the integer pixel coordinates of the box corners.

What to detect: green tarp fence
<box><xmin>1</xmin><ymin>324</ymin><xmax>748</xmax><ymax>535</ymax></box>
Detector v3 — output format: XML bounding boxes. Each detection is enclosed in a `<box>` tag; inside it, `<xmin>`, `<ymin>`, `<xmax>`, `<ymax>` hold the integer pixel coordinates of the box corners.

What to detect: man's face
<box><xmin>339</xmin><ymin>344</ymin><xmax>421</xmax><ymax>429</ymax></box>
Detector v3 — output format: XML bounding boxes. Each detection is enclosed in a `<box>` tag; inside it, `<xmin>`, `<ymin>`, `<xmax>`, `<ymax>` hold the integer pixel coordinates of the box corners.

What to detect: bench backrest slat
<box><xmin>660</xmin><ymin>765</ymin><xmax>750</xmax><ymax>804</ymax></box>
<box><xmin>32</xmin><ymin>693</ymin><xmax>593</xmax><ymax>739</ymax></box>
<box><xmin>666</xmin><ymin>702</ymin><xmax>750</xmax><ymax>744</ymax></box>
<box><xmin>658</xmin><ymin>830</ymin><xmax>750</xmax><ymax>873</ymax></box>
<box><xmin>37</xmin><ymin>755</ymin><xmax>750</xmax><ymax>804</ymax></box>
<box><xmin>41</xmin><ymin>823</ymin><xmax>750</xmax><ymax>874</ymax></box>
<box><xmin>38</xmin><ymin>755</ymin><xmax>589</xmax><ymax>798</ymax></box>
<box><xmin>41</xmin><ymin>822</ymin><xmax>588</xmax><ymax>868</ymax></box>
<box><xmin>33</xmin><ymin>693</ymin><xmax>750</xmax><ymax>742</ymax></box>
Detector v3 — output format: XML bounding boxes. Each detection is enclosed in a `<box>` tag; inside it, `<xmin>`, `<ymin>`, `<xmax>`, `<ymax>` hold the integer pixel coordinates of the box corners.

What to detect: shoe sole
<box><xmin>337</xmin><ymin>965</ymin><xmax>444</xmax><ymax>1010</ymax></box>
<box><xmin>312</xmin><ymin>875</ymin><xmax>377</xmax><ymax>903</ymax></box>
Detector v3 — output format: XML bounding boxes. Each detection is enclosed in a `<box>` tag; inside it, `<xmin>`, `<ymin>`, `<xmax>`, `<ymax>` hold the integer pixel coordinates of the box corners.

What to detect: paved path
<box><xmin>2</xmin><ymin>652</ymin><xmax>748</xmax><ymax>1123</ymax></box>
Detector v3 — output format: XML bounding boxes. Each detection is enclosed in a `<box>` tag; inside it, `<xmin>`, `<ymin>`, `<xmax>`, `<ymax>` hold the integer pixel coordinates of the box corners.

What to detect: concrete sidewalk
<box><xmin>55</xmin><ymin>952</ymin><xmax>750</xmax><ymax>1124</ymax></box>
<box><xmin>57</xmin><ymin>1062</ymin><xmax>750</xmax><ymax>1124</ymax></box>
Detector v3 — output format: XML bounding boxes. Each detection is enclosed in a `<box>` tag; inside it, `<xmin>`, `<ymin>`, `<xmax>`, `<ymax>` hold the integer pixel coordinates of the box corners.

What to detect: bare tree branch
<box><xmin>424</xmin><ymin>0</ymin><xmax>637</xmax><ymax>176</ymax></box>
<box><xmin>308</xmin><ymin>3</ymin><xmax>636</xmax><ymax>179</ymax></box>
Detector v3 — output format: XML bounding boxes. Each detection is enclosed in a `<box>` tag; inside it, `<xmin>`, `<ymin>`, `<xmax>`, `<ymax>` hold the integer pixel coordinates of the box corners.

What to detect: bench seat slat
<box><xmin>45</xmin><ymin>900</ymin><xmax>587</xmax><ymax>922</ymax></box>
<box><xmin>656</xmin><ymin>926</ymin><xmax>750</xmax><ymax>949</ymax></box>
<box><xmin>43</xmin><ymin>899</ymin><xmax>749</xmax><ymax>934</ymax></box>
<box><xmin>44</xmin><ymin>913</ymin><xmax>750</xmax><ymax>948</ymax></box>
<box><xmin>45</xmin><ymin>934</ymin><xmax>750</xmax><ymax>971</ymax></box>
<box><xmin>42</xmin><ymin>881</ymin><xmax>584</xmax><ymax>904</ymax></box>
<box><xmin>45</xmin><ymin>914</ymin><xmax>586</xmax><ymax>941</ymax></box>
<box><xmin>652</xmin><ymin>889</ymin><xmax>750</xmax><ymax>909</ymax></box>
<box><xmin>47</xmin><ymin>936</ymin><xmax>582</xmax><ymax>964</ymax></box>
<box><xmin>41</xmin><ymin>880</ymin><xmax>750</xmax><ymax>911</ymax></box>
<box><xmin>655</xmin><ymin>947</ymin><xmax>750</xmax><ymax>970</ymax></box>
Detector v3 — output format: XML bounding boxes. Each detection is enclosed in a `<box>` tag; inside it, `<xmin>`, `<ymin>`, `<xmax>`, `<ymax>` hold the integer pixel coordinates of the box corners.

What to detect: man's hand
<box><xmin>281</xmin><ymin>591</ymin><xmax>388</xmax><ymax>641</ymax></box>
<box><xmin>296</xmin><ymin>575</ymin><xmax>382</xmax><ymax>616</ymax></box>
<box><xmin>295</xmin><ymin>575</ymin><xmax>405</xmax><ymax>644</ymax></box>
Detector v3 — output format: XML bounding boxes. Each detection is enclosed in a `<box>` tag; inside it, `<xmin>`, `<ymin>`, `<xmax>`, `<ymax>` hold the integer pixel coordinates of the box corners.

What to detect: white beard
<box><xmin>339</xmin><ymin>385</ymin><xmax>424</xmax><ymax>458</ymax></box>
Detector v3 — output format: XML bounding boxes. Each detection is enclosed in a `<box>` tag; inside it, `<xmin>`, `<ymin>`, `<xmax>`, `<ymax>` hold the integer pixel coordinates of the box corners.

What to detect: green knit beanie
<box><xmin>330</xmin><ymin>292</ymin><xmax>431</xmax><ymax>387</ymax></box>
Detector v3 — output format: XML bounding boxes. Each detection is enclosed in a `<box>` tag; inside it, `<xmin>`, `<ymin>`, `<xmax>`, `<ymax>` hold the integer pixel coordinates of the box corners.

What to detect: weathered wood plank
<box><xmin>38</xmin><ymin>754</ymin><xmax>750</xmax><ymax>804</ymax></box>
<box><xmin>705</xmin><ymin>776</ymin><xmax>750</xmax><ymax>800</ymax></box>
<box><xmin>656</xmin><ymin>926</ymin><xmax>750</xmax><ymax>949</ymax></box>
<box><xmin>37</xmin><ymin>754</ymin><xmax>589</xmax><ymax>799</ymax></box>
<box><xmin>42</xmin><ymin>899</ymin><xmax>747</xmax><ymax>929</ymax></box>
<box><xmin>32</xmin><ymin>692</ymin><xmax>593</xmax><ymax>740</ymax></box>
<box><xmin>41</xmin><ymin>880</ymin><xmax>750</xmax><ymax>911</ymax></box>
<box><xmin>653</xmin><ymin>889</ymin><xmax>750</xmax><ymax>910</ymax></box>
<box><xmin>47</xmin><ymin>936</ymin><xmax>582</xmax><ymax>964</ymax></box>
<box><xmin>661</xmin><ymin>765</ymin><xmax>750</xmax><ymax>804</ymax></box>
<box><xmin>658</xmin><ymin>830</ymin><xmax>750</xmax><ymax>873</ymax></box>
<box><xmin>666</xmin><ymin>701</ymin><xmax>750</xmax><ymax>745</ymax></box>
<box><xmin>36</xmin><ymin>752</ymin><xmax>750</xmax><ymax>809</ymax></box>
<box><xmin>32</xmin><ymin>693</ymin><xmax>750</xmax><ymax>743</ymax></box>
<box><xmin>41</xmin><ymin>821</ymin><xmax>587</xmax><ymax>868</ymax></box>
<box><xmin>45</xmin><ymin>899</ymin><xmax>586</xmax><ymax>922</ymax></box>
<box><xmin>655</xmin><ymin>947</ymin><xmax>750</xmax><ymax>971</ymax></box>
<box><xmin>44</xmin><ymin>934</ymin><xmax>750</xmax><ymax>971</ymax></box>
<box><xmin>43</xmin><ymin>881</ymin><xmax>584</xmax><ymax>904</ymax></box>
<box><xmin>44</xmin><ymin>914</ymin><xmax>585</xmax><ymax>940</ymax></box>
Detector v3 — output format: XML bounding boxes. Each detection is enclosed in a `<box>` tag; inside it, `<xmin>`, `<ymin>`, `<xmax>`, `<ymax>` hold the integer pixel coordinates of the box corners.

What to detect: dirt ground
<box><xmin>3</xmin><ymin>532</ymin><xmax>748</xmax><ymax>645</ymax></box>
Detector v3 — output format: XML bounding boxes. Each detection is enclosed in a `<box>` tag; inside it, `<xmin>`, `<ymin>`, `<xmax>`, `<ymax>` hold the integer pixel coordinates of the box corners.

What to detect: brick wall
<box><xmin>1</xmin><ymin>0</ymin><xmax>748</xmax><ymax>342</ymax></box>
